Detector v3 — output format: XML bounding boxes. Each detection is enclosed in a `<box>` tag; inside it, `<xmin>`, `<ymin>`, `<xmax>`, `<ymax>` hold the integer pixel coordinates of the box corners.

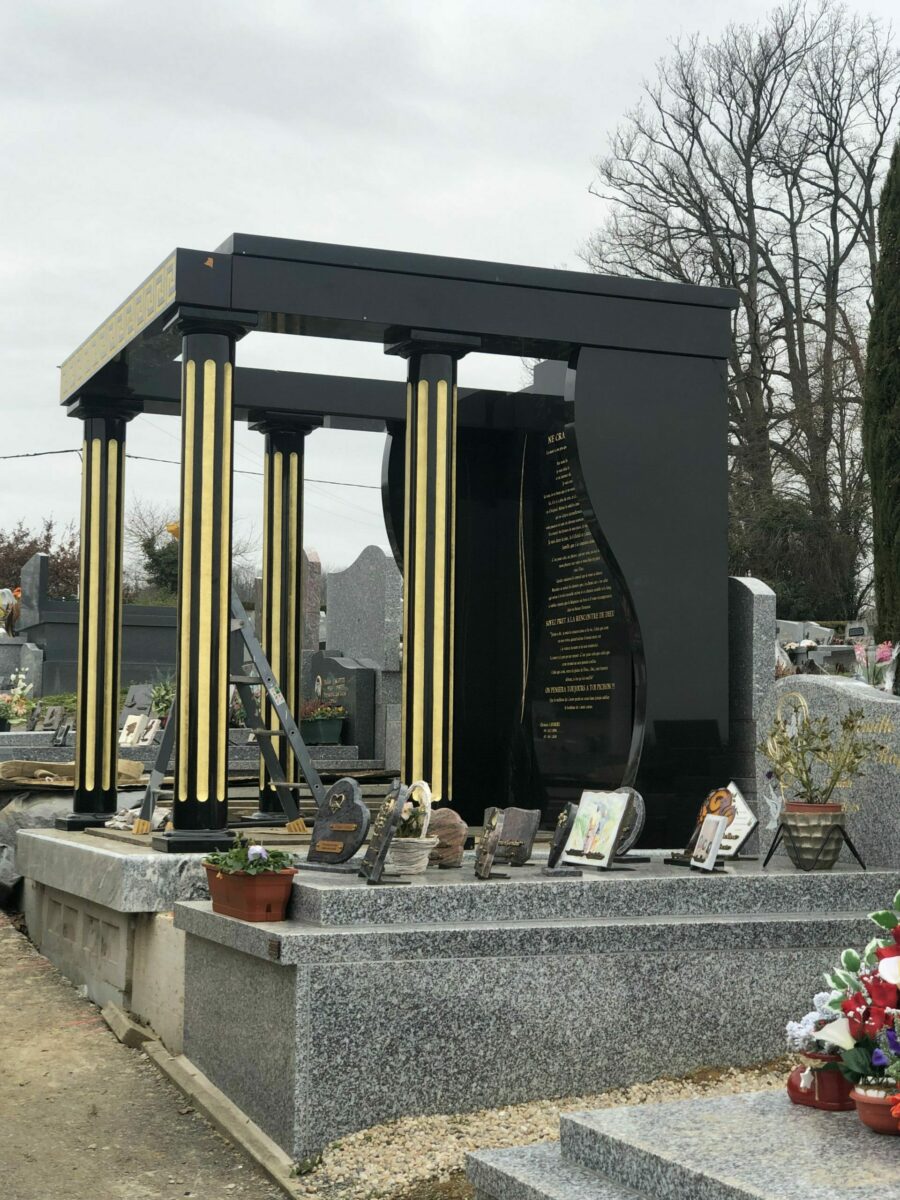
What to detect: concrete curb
<box><xmin>100</xmin><ymin>1003</ymin><xmax>154</xmax><ymax>1049</ymax></box>
<box><xmin>142</xmin><ymin>1040</ymin><xmax>304</xmax><ymax>1198</ymax></box>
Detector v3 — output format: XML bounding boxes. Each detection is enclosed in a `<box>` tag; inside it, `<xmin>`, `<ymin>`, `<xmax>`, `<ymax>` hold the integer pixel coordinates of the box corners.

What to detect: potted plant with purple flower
<box><xmin>203</xmin><ymin>835</ymin><xmax>297</xmax><ymax>922</ymax></box>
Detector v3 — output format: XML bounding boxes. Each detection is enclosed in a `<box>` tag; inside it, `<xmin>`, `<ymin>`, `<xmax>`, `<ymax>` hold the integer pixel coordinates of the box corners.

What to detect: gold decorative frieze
<box><xmin>59</xmin><ymin>252</ymin><xmax>177</xmax><ymax>401</ymax></box>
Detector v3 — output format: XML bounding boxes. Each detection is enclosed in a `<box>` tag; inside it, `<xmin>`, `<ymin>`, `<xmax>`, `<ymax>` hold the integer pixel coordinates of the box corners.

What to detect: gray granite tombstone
<box><xmin>325</xmin><ymin>545</ymin><xmax>402</xmax><ymax>671</ymax></box>
<box><xmin>474</xmin><ymin>807</ymin><xmax>506</xmax><ymax>880</ymax></box>
<box><xmin>309</xmin><ymin>651</ymin><xmax>376</xmax><ymax>757</ymax></box>
<box><xmin>358</xmin><ymin>790</ymin><xmax>406</xmax><ymax>883</ymax></box>
<box><xmin>427</xmin><ymin>806</ymin><xmax>468</xmax><ymax>868</ymax></box>
<box><xmin>494</xmin><ymin>807</ymin><xmax>540</xmax><ymax>866</ymax></box>
<box><xmin>119</xmin><ymin>684</ymin><xmax>154</xmax><ymax>729</ymax></box>
<box><xmin>307</xmin><ymin>779</ymin><xmax>370</xmax><ymax>865</ymax></box>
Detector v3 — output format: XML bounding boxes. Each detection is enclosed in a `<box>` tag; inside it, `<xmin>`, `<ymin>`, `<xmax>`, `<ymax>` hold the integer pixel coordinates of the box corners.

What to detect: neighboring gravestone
<box><xmin>119</xmin><ymin>684</ymin><xmax>155</xmax><ymax>729</ymax></box>
<box><xmin>302</xmin><ymin>549</ymin><xmax>323</xmax><ymax>653</ymax></box>
<box><xmin>494</xmin><ymin>807</ymin><xmax>541</xmax><ymax>866</ymax></box>
<box><xmin>307</xmin><ymin>779</ymin><xmax>370</xmax><ymax>864</ymax></box>
<box><xmin>358</xmin><ymin>790</ymin><xmax>405</xmax><ymax>883</ymax></box>
<box><xmin>326</xmin><ymin>546</ymin><xmax>402</xmax><ymax>670</ymax></box>
<box><xmin>428</xmin><ymin>806</ymin><xmax>467</xmax><ymax>868</ymax></box>
<box><xmin>310</xmin><ymin>651</ymin><xmax>376</xmax><ymax>758</ymax></box>
<box><xmin>756</xmin><ymin>675</ymin><xmax>900</xmax><ymax>869</ymax></box>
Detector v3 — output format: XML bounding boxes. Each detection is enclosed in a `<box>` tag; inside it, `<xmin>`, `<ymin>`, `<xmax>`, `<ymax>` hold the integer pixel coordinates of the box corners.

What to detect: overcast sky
<box><xmin>2</xmin><ymin>0</ymin><xmax>896</xmax><ymax>573</ymax></box>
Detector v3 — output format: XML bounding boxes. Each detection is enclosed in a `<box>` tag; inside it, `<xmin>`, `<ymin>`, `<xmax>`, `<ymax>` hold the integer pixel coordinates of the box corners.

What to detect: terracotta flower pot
<box><xmin>203</xmin><ymin>864</ymin><xmax>297</xmax><ymax>922</ymax></box>
<box><xmin>787</xmin><ymin>1053</ymin><xmax>855</xmax><ymax>1111</ymax></box>
<box><xmin>781</xmin><ymin>802</ymin><xmax>845</xmax><ymax>871</ymax></box>
<box><xmin>850</xmin><ymin>1088</ymin><xmax>900</xmax><ymax>1135</ymax></box>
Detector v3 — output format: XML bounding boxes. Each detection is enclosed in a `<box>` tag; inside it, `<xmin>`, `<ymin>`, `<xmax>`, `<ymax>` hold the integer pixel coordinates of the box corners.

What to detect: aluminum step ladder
<box><xmin>133</xmin><ymin>590</ymin><xmax>322</xmax><ymax>834</ymax></box>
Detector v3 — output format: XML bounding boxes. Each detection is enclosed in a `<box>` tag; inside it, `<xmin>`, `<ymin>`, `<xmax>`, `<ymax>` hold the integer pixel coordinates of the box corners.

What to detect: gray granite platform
<box><xmin>470</xmin><ymin>1091</ymin><xmax>900</xmax><ymax>1199</ymax></box>
<box><xmin>173</xmin><ymin>860</ymin><xmax>887</xmax><ymax>1157</ymax></box>
<box><xmin>18</xmin><ymin>829</ymin><xmax>208</xmax><ymax>911</ymax></box>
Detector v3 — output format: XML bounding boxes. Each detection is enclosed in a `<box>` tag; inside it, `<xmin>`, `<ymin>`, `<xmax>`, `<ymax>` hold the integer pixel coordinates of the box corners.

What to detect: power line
<box><xmin>0</xmin><ymin>446</ymin><xmax>382</xmax><ymax>490</ymax></box>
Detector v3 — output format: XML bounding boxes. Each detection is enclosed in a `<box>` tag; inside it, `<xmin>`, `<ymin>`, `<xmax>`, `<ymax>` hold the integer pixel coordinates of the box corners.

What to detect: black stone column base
<box><xmin>151</xmin><ymin>830</ymin><xmax>235</xmax><ymax>854</ymax></box>
<box><xmin>55</xmin><ymin>812</ymin><xmax>114</xmax><ymax>831</ymax></box>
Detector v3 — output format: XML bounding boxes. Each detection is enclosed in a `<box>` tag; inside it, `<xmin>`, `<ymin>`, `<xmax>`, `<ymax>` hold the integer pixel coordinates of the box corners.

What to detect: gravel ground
<box><xmin>300</xmin><ymin>1059</ymin><xmax>793</xmax><ymax>1200</ymax></box>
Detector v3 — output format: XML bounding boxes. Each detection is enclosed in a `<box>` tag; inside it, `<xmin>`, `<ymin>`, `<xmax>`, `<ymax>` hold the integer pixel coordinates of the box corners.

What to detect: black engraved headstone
<box><xmin>307</xmin><ymin>778</ymin><xmax>370</xmax><ymax>864</ymax></box>
<box><xmin>309</xmin><ymin>651</ymin><xmax>376</xmax><ymax>758</ymax></box>
<box><xmin>358</xmin><ymin>790</ymin><xmax>405</xmax><ymax>884</ymax></box>
<box><xmin>474</xmin><ymin>807</ymin><xmax>507</xmax><ymax>880</ymax></box>
<box><xmin>494</xmin><ymin>807</ymin><xmax>541</xmax><ymax>866</ymax></box>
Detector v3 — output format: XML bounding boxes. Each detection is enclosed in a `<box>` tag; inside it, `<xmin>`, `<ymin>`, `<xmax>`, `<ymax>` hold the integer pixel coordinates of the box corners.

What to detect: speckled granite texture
<box><xmin>177</xmin><ymin>861</ymin><xmax>880</xmax><ymax>1156</ymax></box>
<box><xmin>468</xmin><ymin>1143</ymin><xmax>644</xmax><ymax>1200</ymax></box>
<box><xmin>18</xmin><ymin>829</ymin><xmax>208</xmax><ymax>911</ymax></box>
<box><xmin>287</xmin><ymin>860</ymin><xmax>891</xmax><ymax>927</ymax></box>
<box><xmin>560</xmin><ymin>1091</ymin><xmax>900</xmax><ymax>1198</ymax></box>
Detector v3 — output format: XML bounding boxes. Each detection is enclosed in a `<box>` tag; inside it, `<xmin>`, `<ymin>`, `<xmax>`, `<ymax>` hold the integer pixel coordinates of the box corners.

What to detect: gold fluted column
<box><xmin>251</xmin><ymin>420</ymin><xmax>310</xmax><ymax>818</ymax></box>
<box><xmin>386</xmin><ymin>332</ymin><xmax>478</xmax><ymax>804</ymax></box>
<box><xmin>57</xmin><ymin>404</ymin><xmax>132</xmax><ymax>829</ymax></box>
<box><xmin>153</xmin><ymin>316</ymin><xmax>249</xmax><ymax>852</ymax></box>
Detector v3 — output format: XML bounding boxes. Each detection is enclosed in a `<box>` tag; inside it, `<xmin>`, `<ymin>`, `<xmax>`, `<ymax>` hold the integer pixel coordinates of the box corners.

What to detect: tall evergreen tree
<box><xmin>863</xmin><ymin>140</ymin><xmax>900</xmax><ymax>643</ymax></box>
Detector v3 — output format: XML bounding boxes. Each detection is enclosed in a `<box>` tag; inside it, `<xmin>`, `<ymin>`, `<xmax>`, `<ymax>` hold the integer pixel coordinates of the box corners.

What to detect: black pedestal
<box><xmin>55</xmin><ymin>813</ymin><xmax>112</xmax><ymax>831</ymax></box>
<box><xmin>151</xmin><ymin>830</ymin><xmax>235</xmax><ymax>854</ymax></box>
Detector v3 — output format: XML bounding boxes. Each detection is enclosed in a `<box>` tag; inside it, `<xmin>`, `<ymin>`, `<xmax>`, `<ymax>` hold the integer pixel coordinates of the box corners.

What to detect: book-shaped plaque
<box><xmin>494</xmin><ymin>807</ymin><xmax>541</xmax><ymax>866</ymax></box>
<box><xmin>358</xmin><ymin>791</ymin><xmax>405</xmax><ymax>883</ymax></box>
<box><xmin>690</xmin><ymin>814</ymin><xmax>729</xmax><ymax>871</ymax></box>
<box><xmin>474</xmin><ymin>807</ymin><xmax>506</xmax><ymax>880</ymax></box>
<box><xmin>561</xmin><ymin>790</ymin><xmax>631</xmax><ymax>870</ymax></box>
<box><xmin>307</xmin><ymin>779</ymin><xmax>370</xmax><ymax>864</ymax></box>
<box><xmin>675</xmin><ymin>783</ymin><xmax>757</xmax><ymax>865</ymax></box>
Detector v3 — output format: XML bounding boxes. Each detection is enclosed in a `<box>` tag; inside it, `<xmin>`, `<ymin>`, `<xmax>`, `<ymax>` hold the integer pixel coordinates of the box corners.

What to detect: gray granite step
<box><xmin>467</xmin><ymin>1143</ymin><xmax>646</xmax><ymax>1200</ymax></box>
<box><xmin>560</xmin><ymin>1090</ymin><xmax>900</xmax><ymax>1199</ymax></box>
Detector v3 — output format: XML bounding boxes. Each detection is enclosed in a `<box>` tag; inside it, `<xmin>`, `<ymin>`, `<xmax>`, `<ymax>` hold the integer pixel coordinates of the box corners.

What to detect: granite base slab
<box><xmin>468</xmin><ymin>1142</ymin><xmax>645</xmax><ymax>1200</ymax></box>
<box><xmin>560</xmin><ymin>1091</ymin><xmax>900</xmax><ymax>1199</ymax></box>
<box><xmin>176</xmin><ymin>872</ymin><xmax>877</xmax><ymax>1158</ymax></box>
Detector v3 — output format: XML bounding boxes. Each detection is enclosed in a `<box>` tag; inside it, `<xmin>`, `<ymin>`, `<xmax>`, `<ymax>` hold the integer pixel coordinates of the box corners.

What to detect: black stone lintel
<box><xmin>151</xmin><ymin>830</ymin><xmax>235</xmax><ymax>854</ymax></box>
<box><xmin>164</xmin><ymin>305</ymin><xmax>259</xmax><ymax>339</ymax></box>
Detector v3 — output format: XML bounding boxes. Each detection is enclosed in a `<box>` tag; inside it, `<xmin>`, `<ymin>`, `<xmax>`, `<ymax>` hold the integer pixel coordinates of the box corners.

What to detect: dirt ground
<box><xmin>0</xmin><ymin>912</ymin><xmax>283</xmax><ymax>1200</ymax></box>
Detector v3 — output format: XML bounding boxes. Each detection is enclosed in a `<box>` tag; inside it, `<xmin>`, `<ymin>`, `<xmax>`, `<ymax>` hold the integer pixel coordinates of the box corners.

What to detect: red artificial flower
<box><xmin>861</xmin><ymin>970</ymin><xmax>899</xmax><ymax>1010</ymax></box>
<box><xmin>876</xmin><ymin>944</ymin><xmax>900</xmax><ymax>961</ymax></box>
<box><xmin>891</xmin><ymin>1092</ymin><xmax>900</xmax><ymax>1120</ymax></box>
<box><xmin>842</xmin><ymin>991</ymin><xmax>889</xmax><ymax>1039</ymax></box>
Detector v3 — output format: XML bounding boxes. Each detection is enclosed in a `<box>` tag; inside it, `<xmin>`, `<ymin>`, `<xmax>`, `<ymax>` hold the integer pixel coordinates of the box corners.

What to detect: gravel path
<box><xmin>300</xmin><ymin>1060</ymin><xmax>792</xmax><ymax>1200</ymax></box>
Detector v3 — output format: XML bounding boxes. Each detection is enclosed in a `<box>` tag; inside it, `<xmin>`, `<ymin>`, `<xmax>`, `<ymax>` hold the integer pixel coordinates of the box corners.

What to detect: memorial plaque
<box><xmin>25</xmin><ymin>704</ymin><xmax>41</xmax><ymax>732</ymax></box>
<box><xmin>474</xmin><ymin>807</ymin><xmax>506</xmax><ymax>880</ymax></box>
<box><xmin>358</xmin><ymin>790</ymin><xmax>405</xmax><ymax>883</ymax></box>
<box><xmin>308</xmin><ymin>778</ymin><xmax>370</xmax><ymax>865</ymax></box>
<box><xmin>674</xmin><ymin>783</ymin><xmax>757</xmax><ymax>865</ymax></box>
<box><xmin>40</xmin><ymin>705</ymin><xmax>63</xmax><ymax>731</ymax></box>
<box><xmin>494</xmin><ymin>807</ymin><xmax>541</xmax><ymax>866</ymax></box>
<box><xmin>428</xmin><ymin>806</ymin><xmax>468</xmax><ymax>868</ymax></box>
<box><xmin>526</xmin><ymin>428</ymin><xmax>637</xmax><ymax>823</ymax></box>
<box><xmin>691</xmin><ymin>814</ymin><xmax>728</xmax><ymax>871</ymax></box>
<box><xmin>561</xmin><ymin>790</ymin><xmax>632</xmax><ymax>870</ymax></box>
<box><xmin>546</xmin><ymin>802</ymin><xmax>578</xmax><ymax>869</ymax></box>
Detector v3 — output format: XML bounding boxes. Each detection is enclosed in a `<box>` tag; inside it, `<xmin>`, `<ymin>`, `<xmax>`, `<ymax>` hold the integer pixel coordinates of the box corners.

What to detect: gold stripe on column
<box><xmin>411</xmin><ymin>379</ymin><xmax>429</xmax><ymax>781</ymax></box>
<box><xmin>195</xmin><ymin>359</ymin><xmax>218</xmax><ymax>802</ymax></box>
<box><xmin>102</xmin><ymin>439</ymin><xmax>119</xmax><ymax>791</ymax></box>
<box><xmin>178</xmin><ymin>362</ymin><xmax>196</xmax><ymax>802</ymax></box>
<box><xmin>216</xmin><ymin>362</ymin><xmax>233</xmax><ymax>795</ymax></box>
<box><xmin>286</xmin><ymin>450</ymin><xmax>299</xmax><ymax>784</ymax></box>
<box><xmin>447</xmin><ymin>384</ymin><xmax>458</xmax><ymax>800</ymax></box>
<box><xmin>84</xmin><ymin>437</ymin><xmax>102</xmax><ymax>792</ymax></box>
<box><xmin>400</xmin><ymin>384</ymin><xmax>413</xmax><ymax>777</ymax></box>
<box><xmin>431</xmin><ymin>380</ymin><xmax>449</xmax><ymax>801</ymax></box>
<box><xmin>259</xmin><ymin>450</ymin><xmax>270</xmax><ymax>792</ymax></box>
<box><xmin>74</xmin><ymin>438</ymin><xmax>89</xmax><ymax>789</ymax></box>
<box><xmin>269</xmin><ymin>451</ymin><xmax>284</xmax><ymax>766</ymax></box>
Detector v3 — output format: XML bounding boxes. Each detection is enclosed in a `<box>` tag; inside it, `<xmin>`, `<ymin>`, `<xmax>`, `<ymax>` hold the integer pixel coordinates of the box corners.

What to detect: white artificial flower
<box><xmin>813</xmin><ymin>1017</ymin><xmax>856</xmax><ymax>1051</ymax></box>
<box><xmin>878</xmin><ymin>956</ymin><xmax>900</xmax><ymax>986</ymax></box>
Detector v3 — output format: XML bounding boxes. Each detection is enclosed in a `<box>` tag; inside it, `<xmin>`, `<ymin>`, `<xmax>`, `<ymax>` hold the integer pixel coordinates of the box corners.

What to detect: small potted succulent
<box><xmin>807</xmin><ymin>894</ymin><xmax>900</xmax><ymax>1133</ymax></box>
<box><xmin>759</xmin><ymin>693</ymin><xmax>875</xmax><ymax>870</ymax></box>
<box><xmin>300</xmin><ymin>700</ymin><xmax>347</xmax><ymax>745</ymax></box>
<box><xmin>203</xmin><ymin>835</ymin><xmax>297</xmax><ymax>922</ymax></box>
<box><xmin>385</xmin><ymin>780</ymin><xmax>438</xmax><ymax>875</ymax></box>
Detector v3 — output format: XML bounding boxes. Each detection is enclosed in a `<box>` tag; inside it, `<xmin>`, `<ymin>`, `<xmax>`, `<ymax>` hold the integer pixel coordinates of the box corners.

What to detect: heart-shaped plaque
<box><xmin>307</xmin><ymin>778</ymin><xmax>370</xmax><ymax>864</ymax></box>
